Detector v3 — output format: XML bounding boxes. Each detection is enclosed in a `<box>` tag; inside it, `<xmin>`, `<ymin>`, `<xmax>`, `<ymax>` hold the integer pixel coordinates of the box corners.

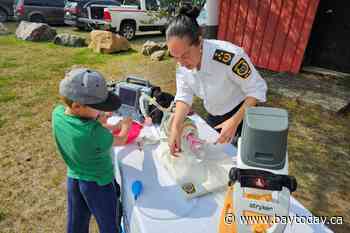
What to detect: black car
<box><xmin>14</xmin><ymin>0</ymin><xmax>65</xmax><ymax>24</ymax></box>
<box><xmin>0</xmin><ymin>0</ymin><xmax>14</xmax><ymax>22</ymax></box>
<box><xmin>64</xmin><ymin>0</ymin><xmax>121</xmax><ymax>30</ymax></box>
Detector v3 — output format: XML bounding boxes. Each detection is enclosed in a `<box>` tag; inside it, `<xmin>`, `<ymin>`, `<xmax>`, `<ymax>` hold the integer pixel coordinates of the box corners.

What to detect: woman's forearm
<box><xmin>231</xmin><ymin>96</ymin><xmax>257</xmax><ymax>125</ymax></box>
<box><xmin>171</xmin><ymin>101</ymin><xmax>191</xmax><ymax>132</ymax></box>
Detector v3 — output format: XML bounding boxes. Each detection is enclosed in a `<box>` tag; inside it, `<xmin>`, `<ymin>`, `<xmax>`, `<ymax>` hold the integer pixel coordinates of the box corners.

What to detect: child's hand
<box><xmin>115</xmin><ymin>117</ymin><xmax>132</xmax><ymax>145</ymax></box>
<box><xmin>144</xmin><ymin>116</ymin><xmax>153</xmax><ymax>126</ymax></box>
<box><xmin>97</xmin><ymin>111</ymin><xmax>112</xmax><ymax>124</ymax></box>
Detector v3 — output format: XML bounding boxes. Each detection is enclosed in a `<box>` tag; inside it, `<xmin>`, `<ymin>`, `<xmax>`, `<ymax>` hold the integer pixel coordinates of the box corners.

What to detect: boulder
<box><xmin>15</xmin><ymin>21</ymin><xmax>56</xmax><ymax>42</ymax></box>
<box><xmin>158</xmin><ymin>42</ymin><xmax>168</xmax><ymax>50</ymax></box>
<box><xmin>88</xmin><ymin>30</ymin><xmax>130</xmax><ymax>54</ymax></box>
<box><xmin>141</xmin><ymin>40</ymin><xmax>162</xmax><ymax>56</ymax></box>
<box><xmin>53</xmin><ymin>33</ymin><xmax>86</xmax><ymax>47</ymax></box>
<box><xmin>151</xmin><ymin>50</ymin><xmax>166</xmax><ymax>61</ymax></box>
<box><xmin>0</xmin><ymin>23</ymin><xmax>10</xmax><ymax>35</ymax></box>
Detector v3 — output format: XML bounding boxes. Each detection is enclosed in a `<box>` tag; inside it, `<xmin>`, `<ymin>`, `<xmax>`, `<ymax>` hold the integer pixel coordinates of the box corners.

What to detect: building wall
<box><xmin>218</xmin><ymin>0</ymin><xmax>320</xmax><ymax>74</ymax></box>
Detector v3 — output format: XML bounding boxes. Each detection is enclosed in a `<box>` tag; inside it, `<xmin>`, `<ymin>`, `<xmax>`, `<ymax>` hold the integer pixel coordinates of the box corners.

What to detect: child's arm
<box><xmin>97</xmin><ymin>112</ymin><xmax>122</xmax><ymax>131</ymax></box>
<box><xmin>96</xmin><ymin>112</ymin><xmax>132</xmax><ymax>146</ymax></box>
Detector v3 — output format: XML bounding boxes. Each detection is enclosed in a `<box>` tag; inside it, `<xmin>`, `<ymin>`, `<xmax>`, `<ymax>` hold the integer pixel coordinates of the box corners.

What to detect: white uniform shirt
<box><xmin>175</xmin><ymin>39</ymin><xmax>268</xmax><ymax>116</ymax></box>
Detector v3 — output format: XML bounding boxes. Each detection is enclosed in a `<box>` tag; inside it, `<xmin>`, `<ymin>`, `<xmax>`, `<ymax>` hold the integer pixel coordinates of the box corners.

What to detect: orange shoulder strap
<box><xmin>218</xmin><ymin>185</ymin><xmax>237</xmax><ymax>233</ymax></box>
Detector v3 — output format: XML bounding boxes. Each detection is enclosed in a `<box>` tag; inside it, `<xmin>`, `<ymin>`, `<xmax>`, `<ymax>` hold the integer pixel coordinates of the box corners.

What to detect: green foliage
<box><xmin>191</xmin><ymin>0</ymin><xmax>205</xmax><ymax>7</ymax></box>
<box><xmin>0</xmin><ymin>92</ymin><xmax>17</xmax><ymax>103</ymax></box>
<box><xmin>160</xmin><ymin>0</ymin><xmax>205</xmax><ymax>7</ymax></box>
<box><xmin>0</xmin><ymin>209</ymin><xmax>5</xmax><ymax>222</ymax></box>
<box><xmin>159</xmin><ymin>0</ymin><xmax>181</xmax><ymax>7</ymax></box>
<box><xmin>148</xmin><ymin>0</ymin><xmax>205</xmax><ymax>23</ymax></box>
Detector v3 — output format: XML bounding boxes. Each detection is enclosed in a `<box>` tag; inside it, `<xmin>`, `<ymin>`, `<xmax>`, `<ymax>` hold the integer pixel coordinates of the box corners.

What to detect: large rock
<box><xmin>15</xmin><ymin>21</ymin><xmax>56</xmax><ymax>42</ymax></box>
<box><xmin>0</xmin><ymin>23</ymin><xmax>10</xmax><ymax>35</ymax></box>
<box><xmin>338</xmin><ymin>102</ymin><xmax>350</xmax><ymax>116</ymax></box>
<box><xmin>88</xmin><ymin>30</ymin><xmax>130</xmax><ymax>54</ymax></box>
<box><xmin>158</xmin><ymin>42</ymin><xmax>168</xmax><ymax>50</ymax></box>
<box><xmin>53</xmin><ymin>33</ymin><xmax>86</xmax><ymax>47</ymax></box>
<box><xmin>151</xmin><ymin>50</ymin><xmax>166</xmax><ymax>61</ymax></box>
<box><xmin>141</xmin><ymin>40</ymin><xmax>162</xmax><ymax>56</ymax></box>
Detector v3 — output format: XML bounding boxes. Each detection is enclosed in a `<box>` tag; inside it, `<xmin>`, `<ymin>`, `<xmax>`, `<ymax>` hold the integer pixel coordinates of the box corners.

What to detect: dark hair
<box><xmin>166</xmin><ymin>6</ymin><xmax>201</xmax><ymax>46</ymax></box>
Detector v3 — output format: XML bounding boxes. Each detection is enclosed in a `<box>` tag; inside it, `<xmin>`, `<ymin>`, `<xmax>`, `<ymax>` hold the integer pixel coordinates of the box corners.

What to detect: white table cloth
<box><xmin>111</xmin><ymin>115</ymin><xmax>332</xmax><ymax>233</ymax></box>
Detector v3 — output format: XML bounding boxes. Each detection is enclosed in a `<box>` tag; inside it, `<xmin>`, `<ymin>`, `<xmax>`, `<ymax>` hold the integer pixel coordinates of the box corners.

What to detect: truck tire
<box><xmin>0</xmin><ymin>8</ymin><xmax>8</xmax><ymax>22</ymax></box>
<box><xmin>119</xmin><ymin>21</ymin><xmax>136</xmax><ymax>40</ymax></box>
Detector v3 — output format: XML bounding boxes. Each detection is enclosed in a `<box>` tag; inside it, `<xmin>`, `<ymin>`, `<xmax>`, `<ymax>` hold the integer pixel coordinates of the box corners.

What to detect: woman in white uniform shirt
<box><xmin>166</xmin><ymin>6</ymin><xmax>267</xmax><ymax>155</ymax></box>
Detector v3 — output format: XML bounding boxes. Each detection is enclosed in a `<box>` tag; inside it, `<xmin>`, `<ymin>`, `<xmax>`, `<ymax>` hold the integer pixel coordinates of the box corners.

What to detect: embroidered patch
<box><xmin>182</xmin><ymin>182</ymin><xmax>196</xmax><ymax>194</ymax></box>
<box><xmin>213</xmin><ymin>49</ymin><xmax>234</xmax><ymax>65</ymax></box>
<box><xmin>232</xmin><ymin>58</ymin><xmax>252</xmax><ymax>79</ymax></box>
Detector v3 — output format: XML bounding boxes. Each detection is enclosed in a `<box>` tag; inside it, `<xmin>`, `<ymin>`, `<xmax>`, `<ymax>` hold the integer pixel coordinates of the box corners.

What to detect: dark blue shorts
<box><xmin>67</xmin><ymin>177</ymin><xmax>121</xmax><ymax>233</ymax></box>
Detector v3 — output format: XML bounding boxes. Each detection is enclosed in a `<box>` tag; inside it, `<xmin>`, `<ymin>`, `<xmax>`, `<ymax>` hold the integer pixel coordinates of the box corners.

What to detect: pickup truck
<box><xmin>103</xmin><ymin>0</ymin><xmax>168</xmax><ymax>40</ymax></box>
<box><xmin>66</xmin><ymin>0</ymin><xmax>168</xmax><ymax>40</ymax></box>
<box><xmin>64</xmin><ymin>0</ymin><xmax>121</xmax><ymax>30</ymax></box>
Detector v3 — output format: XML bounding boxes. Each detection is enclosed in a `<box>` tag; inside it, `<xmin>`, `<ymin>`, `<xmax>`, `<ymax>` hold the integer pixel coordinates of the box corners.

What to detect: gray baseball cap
<box><xmin>59</xmin><ymin>68</ymin><xmax>121</xmax><ymax>111</ymax></box>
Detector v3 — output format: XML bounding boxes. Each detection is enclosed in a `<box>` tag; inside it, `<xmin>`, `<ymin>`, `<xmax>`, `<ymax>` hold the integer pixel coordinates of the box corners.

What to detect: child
<box><xmin>52</xmin><ymin>68</ymin><xmax>131</xmax><ymax>233</ymax></box>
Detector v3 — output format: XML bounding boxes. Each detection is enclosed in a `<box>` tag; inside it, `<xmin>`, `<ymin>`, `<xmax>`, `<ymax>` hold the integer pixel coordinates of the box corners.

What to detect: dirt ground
<box><xmin>0</xmin><ymin>22</ymin><xmax>349</xmax><ymax>233</ymax></box>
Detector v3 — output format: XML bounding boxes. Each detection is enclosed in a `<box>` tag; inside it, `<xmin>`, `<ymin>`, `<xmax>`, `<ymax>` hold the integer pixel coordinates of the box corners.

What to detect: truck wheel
<box><xmin>120</xmin><ymin>22</ymin><xmax>135</xmax><ymax>40</ymax></box>
<box><xmin>0</xmin><ymin>8</ymin><xmax>8</xmax><ymax>22</ymax></box>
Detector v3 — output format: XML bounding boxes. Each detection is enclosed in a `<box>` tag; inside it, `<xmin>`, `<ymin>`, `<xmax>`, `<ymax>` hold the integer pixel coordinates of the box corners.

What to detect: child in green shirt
<box><xmin>52</xmin><ymin>68</ymin><xmax>131</xmax><ymax>233</ymax></box>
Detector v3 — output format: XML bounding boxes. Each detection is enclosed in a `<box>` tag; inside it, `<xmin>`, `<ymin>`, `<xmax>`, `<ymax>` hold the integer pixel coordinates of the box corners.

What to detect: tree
<box><xmin>192</xmin><ymin>0</ymin><xmax>206</xmax><ymax>7</ymax></box>
<box><xmin>141</xmin><ymin>0</ymin><xmax>205</xmax><ymax>24</ymax></box>
<box><xmin>159</xmin><ymin>0</ymin><xmax>181</xmax><ymax>8</ymax></box>
<box><xmin>159</xmin><ymin>0</ymin><xmax>206</xmax><ymax>9</ymax></box>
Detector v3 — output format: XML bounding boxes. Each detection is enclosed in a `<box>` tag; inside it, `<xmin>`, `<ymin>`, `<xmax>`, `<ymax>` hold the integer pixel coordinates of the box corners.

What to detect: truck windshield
<box><xmin>145</xmin><ymin>0</ymin><xmax>159</xmax><ymax>10</ymax></box>
<box><xmin>123</xmin><ymin>0</ymin><xmax>140</xmax><ymax>7</ymax></box>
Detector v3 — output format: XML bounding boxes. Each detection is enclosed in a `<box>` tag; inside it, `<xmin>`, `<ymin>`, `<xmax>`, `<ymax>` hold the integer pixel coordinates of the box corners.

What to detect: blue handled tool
<box><xmin>131</xmin><ymin>180</ymin><xmax>143</xmax><ymax>201</ymax></box>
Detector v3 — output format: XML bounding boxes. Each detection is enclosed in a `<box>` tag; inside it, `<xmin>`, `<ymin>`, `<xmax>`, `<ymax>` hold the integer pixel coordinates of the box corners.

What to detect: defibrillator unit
<box><xmin>108</xmin><ymin>76</ymin><xmax>156</xmax><ymax>122</ymax></box>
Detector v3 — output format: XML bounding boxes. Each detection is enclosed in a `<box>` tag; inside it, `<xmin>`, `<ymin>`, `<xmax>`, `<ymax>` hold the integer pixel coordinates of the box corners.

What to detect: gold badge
<box><xmin>232</xmin><ymin>58</ymin><xmax>252</xmax><ymax>79</ymax></box>
<box><xmin>182</xmin><ymin>183</ymin><xmax>196</xmax><ymax>194</ymax></box>
<box><xmin>213</xmin><ymin>49</ymin><xmax>234</xmax><ymax>65</ymax></box>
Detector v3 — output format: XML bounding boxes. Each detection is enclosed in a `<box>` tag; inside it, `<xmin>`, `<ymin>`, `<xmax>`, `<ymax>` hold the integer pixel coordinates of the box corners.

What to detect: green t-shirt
<box><xmin>52</xmin><ymin>105</ymin><xmax>114</xmax><ymax>185</ymax></box>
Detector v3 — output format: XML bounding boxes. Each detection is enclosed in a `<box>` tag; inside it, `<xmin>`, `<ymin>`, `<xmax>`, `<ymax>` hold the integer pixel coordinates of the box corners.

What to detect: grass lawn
<box><xmin>0</xmin><ymin>22</ymin><xmax>349</xmax><ymax>233</ymax></box>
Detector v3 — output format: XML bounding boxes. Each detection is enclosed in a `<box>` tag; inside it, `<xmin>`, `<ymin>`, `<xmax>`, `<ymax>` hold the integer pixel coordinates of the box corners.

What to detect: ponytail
<box><xmin>166</xmin><ymin>6</ymin><xmax>202</xmax><ymax>46</ymax></box>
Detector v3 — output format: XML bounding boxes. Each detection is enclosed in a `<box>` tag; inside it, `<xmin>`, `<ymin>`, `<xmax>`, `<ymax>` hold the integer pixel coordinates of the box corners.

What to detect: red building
<box><xmin>217</xmin><ymin>0</ymin><xmax>320</xmax><ymax>74</ymax></box>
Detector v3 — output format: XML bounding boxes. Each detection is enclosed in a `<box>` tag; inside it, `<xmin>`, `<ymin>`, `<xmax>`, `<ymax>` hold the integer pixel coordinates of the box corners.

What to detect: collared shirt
<box><xmin>175</xmin><ymin>39</ymin><xmax>268</xmax><ymax>116</ymax></box>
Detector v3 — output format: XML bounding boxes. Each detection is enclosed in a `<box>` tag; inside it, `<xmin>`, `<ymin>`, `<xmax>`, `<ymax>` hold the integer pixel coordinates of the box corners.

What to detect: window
<box><xmin>48</xmin><ymin>0</ymin><xmax>65</xmax><ymax>7</ymax></box>
<box><xmin>145</xmin><ymin>0</ymin><xmax>158</xmax><ymax>11</ymax></box>
<box><xmin>123</xmin><ymin>0</ymin><xmax>140</xmax><ymax>7</ymax></box>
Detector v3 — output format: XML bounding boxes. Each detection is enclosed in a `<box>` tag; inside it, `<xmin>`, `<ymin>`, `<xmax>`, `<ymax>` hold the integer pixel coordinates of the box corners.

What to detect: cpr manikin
<box><xmin>140</xmin><ymin>93</ymin><xmax>233</xmax><ymax>198</ymax></box>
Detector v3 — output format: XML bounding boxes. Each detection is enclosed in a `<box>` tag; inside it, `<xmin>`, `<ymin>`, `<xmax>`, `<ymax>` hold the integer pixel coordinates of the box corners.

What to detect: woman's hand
<box><xmin>214</xmin><ymin>117</ymin><xmax>239</xmax><ymax>144</ymax></box>
<box><xmin>167</xmin><ymin>101</ymin><xmax>191</xmax><ymax>156</ymax></box>
<box><xmin>168</xmin><ymin>127</ymin><xmax>182</xmax><ymax>157</ymax></box>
